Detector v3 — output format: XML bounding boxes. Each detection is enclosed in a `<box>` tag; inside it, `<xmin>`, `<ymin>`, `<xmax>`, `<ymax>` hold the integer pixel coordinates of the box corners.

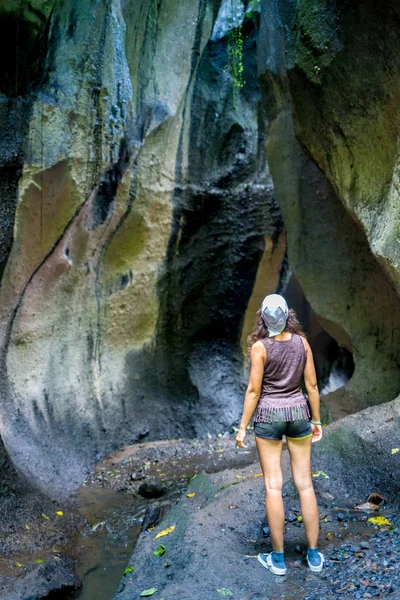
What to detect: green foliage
<box><xmin>227</xmin><ymin>25</ymin><xmax>244</xmax><ymax>90</ymax></box>
<box><xmin>123</xmin><ymin>566</ymin><xmax>134</xmax><ymax>575</ymax></box>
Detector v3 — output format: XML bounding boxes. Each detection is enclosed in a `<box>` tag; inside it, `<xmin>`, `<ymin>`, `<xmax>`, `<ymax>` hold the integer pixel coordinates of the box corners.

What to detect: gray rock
<box><xmin>142</xmin><ymin>504</ymin><xmax>162</xmax><ymax>531</ymax></box>
<box><xmin>1</xmin><ymin>555</ymin><xmax>80</xmax><ymax>600</ymax></box>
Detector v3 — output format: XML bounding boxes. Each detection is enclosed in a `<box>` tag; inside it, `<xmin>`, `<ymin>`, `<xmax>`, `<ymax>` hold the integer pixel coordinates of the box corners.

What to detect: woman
<box><xmin>236</xmin><ymin>293</ymin><xmax>324</xmax><ymax>576</ymax></box>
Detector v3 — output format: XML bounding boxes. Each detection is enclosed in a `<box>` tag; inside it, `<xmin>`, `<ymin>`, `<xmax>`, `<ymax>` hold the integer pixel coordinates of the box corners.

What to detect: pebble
<box><xmin>262</xmin><ymin>526</ymin><xmax>270</xmax><ymax>537</ymax></box>
<box><xmin>286</xmin><ymin>511</ymin><xmax>297</xmax><ymax>523</ymax></box>
<box><xmin>337</xmin><ymin>511</ymin><xmax>348</xmax><ymax>522</ymax></box>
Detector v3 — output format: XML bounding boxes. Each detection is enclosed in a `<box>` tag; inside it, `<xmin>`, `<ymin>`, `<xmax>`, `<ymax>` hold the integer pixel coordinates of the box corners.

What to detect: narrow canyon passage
<box><xmin>0</xmin><ymin>0</ymin><xmax>399</xmax><ymax>599</ymax></box>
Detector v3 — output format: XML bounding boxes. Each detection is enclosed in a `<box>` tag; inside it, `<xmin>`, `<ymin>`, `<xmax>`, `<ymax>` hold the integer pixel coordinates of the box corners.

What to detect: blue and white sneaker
<box><xmin>257</xmin><ymin>552</ymin><xmax>287</xmax><ymax>576</ymax></box>
<box><xmin>307</xmin><ymin>548</ymin><xmax>324</xmax><ymax>572</ymax></box>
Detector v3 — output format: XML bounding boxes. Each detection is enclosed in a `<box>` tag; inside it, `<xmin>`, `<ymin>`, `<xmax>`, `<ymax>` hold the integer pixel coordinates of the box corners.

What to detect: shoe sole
<box><xmin>307</xmin><ymin>553</ymin><xmax>325</xmax><ymax>572</ymax></box>
<box><xmin>257</xmin><ymin>553</ymin><xmax>287</xmax><ymax>576</ymax></box>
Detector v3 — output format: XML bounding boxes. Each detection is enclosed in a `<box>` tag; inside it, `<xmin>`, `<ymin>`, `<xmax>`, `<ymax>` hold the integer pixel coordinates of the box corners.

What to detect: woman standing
<box><xmin>236</xmin><ymin>294</ymin><xmax>324</xmax><ymax>575</ymax></box>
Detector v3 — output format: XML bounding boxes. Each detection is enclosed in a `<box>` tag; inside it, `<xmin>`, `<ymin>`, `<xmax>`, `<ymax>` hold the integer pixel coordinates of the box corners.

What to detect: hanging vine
<box><xmin>226</xmin><ymin>1</ymin><xmax>244</xmax><ymax>91</ymax></box>
<box><xmin>227</xmin><ymin>25</ymin><xmax>244</xmax><ymax>90</ymax></box>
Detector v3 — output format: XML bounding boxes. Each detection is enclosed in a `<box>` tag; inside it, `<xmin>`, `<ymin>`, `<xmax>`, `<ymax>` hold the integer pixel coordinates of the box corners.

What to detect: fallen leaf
<box><xmin>148</xmin><ymin>526</ymin><xmax>155</xmax><ymax>531</ymax></box>
<box><xmin>311</xmin><ymin>470</ymin><xmax>330</xmax><ymax>479</ymax></box>
<box><xmin>236</xmin><ymin>475</ymin><xmax>246</xmax><ymax>479</ymax></box>
<box><xmin>41</xmin><ymin>513</ymin><xmax>50</xmax><ymax>520</ymax></box>
<box><xmin>227</xmin><ymin>503</ymin><xmax>237</xmax><ymax>509</ymax></box>
<box><xmin>326</xmin><ymin>532</ymin><xmax>334</xmax><ymax>540</ymax></box>
<box><xmin>391</xmin><ymin>448</ymin><xmax>399</xmax><ymax>454</ymax></box>
<box><xmin>386</xmin><ymin>417</ymin><xmax>394</xmax><ymax>423</ymax></box>
<box><xmin>25</xmin><ymin>525</ymin><xmax>30</xmax><ymax>530</ymax></box>
<box><xmin>55</xmin><ymin>511</ymin><xmax>64</xmax><ymax>516</ymax></box>
<box><xmin>354</xmin><ymin>502</ymin><xmax>380</xmax><ymax>511</ymax></box>
<box><xmin>155</xmin><ymin>525</ymin><xmax>175</xmax><ymax>539</ymax></box>
<box><xmin>140</xmin><ymin>588</ymin><xmax>158</xmax><ymax>597</ymax></box>
<box><xmin>52</xmin><ymin>549</ymin><xmax>62</xmax><ymax>553</ymax></box>
<box><xmin>153</xmin><ymin>544</ymin><xmax>166</xmax><ymax>556</ymax></box>
<box><xmin>124</xmin><ymin>566</ymin><xmax>134</xmax><ymax>575</ymax></box>
<box><xmin>216</xmin><ymin>589</ymin><xmax>233</xmax><ymax>597</ymax></box>
<box><xmin>219</xmin><ymin>481</ymin><xmax>240</xmax><ymax>490</ymax></box>
<box><xmin>15</xmin><ymin>562</ymin><xmax>24</xmax><ymax>567</ymax></box>
<box><xmin>215</xmin><ymin>449</ymin><xmax>224</xmax><ymax>453</ymax></box>
<box><xmin>337</xmin><ymin>583</ymin><xmax>354</xmax><ymax>592</ymax></box>
<box><xmin>253</xmin><ymin>473</ymin><xmax>263</xmax><ymax>477</ymax></box>
<box><xmin>35</xmin><ymin>559</ymin><xmax>44</xmax><ymax>564</ymax></box>
<box><xmin>164</xmin><ymin>562</ymin><xmax>171</xmax><ymax>567</ymax></box>
<box><xmin>297</xmin><ymin>515</ymin><xmax>303</xmax><ymax>522</ymax></box>
<box><xmin>186</xmin><ymin>493</ymin><xmax>196</xmax><ymax>498</ymax></box>
<box><xmin>368</xmin><ymin>516</ymin><xmax>391</xmax><ymax>526</ymax></box>
<box><xmin>244</xmin><ymin>554</ymin><xmax>258</xmax><ymax>558</ymax></box>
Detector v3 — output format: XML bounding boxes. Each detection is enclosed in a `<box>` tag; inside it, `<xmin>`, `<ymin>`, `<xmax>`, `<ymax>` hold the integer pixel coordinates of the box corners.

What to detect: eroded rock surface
<box><xmin>114</xmin><ymin>398</ymin><xmax>400</xmax><ymax>599</ymax></box>
<box><xmin>0</xmin><ymin>0</ymin><xmax>281</xmax><ymax>496</ymax></box>
<box><xmin>258</xmin><ymin>0</ymin><xmax>400</xmax><ymax>415</ymax></box>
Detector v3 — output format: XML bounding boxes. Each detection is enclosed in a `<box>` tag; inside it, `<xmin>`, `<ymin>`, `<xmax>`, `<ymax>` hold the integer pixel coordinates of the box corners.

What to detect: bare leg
<box><xmin>286</xmin><ymin>436</ymin><xmax>319</xmax><ymax>548</ymax></box>
<box><xmin>255</xmin><ymin>436</ymin><xmax>284</xmax><ymax>552</ymax></box>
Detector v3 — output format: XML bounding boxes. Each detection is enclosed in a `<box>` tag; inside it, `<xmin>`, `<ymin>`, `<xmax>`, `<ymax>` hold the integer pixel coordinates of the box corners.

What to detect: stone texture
<box><xmin>258</xmin><ymin>0</ymin><xmax>400</xmax><ymax>416</ymax></box>
<box><xmin>114</xmin><ymin>396</ymin><xmax>400</xmax><ymax>599</ymax></box>
<box><xmin>0</xmin><ymin>1</ymin><xmax>282</xmax><ymax>496</ymax></box>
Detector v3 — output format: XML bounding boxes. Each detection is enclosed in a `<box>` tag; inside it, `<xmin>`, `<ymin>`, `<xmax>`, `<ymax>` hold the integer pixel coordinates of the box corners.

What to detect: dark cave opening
<box><xmin>283</xmin><ymin>273</ymin><xmax>355</xmax><ymax>395</ymax></box>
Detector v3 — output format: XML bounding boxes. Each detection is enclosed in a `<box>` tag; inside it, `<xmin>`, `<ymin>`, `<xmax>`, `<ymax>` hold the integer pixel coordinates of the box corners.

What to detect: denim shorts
<box><xmin>253</xmin><ymin>416</ymin><xmax>312</xmax><ymax>441</ymax></box>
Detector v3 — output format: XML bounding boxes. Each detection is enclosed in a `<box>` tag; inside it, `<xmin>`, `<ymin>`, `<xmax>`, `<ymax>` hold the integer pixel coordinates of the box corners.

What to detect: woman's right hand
<box><xmin>236</xmin><ymin>427</ymin><xmax>247</xmax><ymax>449</ymax></box>
<box><xmin>311</xmin><ymin>424</ymin><xmax>323</xmax><ymax>443</ymax></box>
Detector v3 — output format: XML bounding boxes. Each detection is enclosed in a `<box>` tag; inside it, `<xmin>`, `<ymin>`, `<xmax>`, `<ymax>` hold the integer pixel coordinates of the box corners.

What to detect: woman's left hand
<box><xmin>235</xmin><ymin>427</ymin><xmax>247</xmax><ymax>448</ymax></box>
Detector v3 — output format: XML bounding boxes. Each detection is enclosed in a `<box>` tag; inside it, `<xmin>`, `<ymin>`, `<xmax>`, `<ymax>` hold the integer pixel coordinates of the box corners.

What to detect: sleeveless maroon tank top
<box><xmin>253</xmin><ymin>333</ymin><xmax>310</xmax><ymax>423</ymax></box>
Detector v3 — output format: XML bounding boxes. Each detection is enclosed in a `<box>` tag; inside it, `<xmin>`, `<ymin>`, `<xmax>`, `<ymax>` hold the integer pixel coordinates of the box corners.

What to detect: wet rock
<box><xmin>324</xmin><ymin>514</ymin><xmax>334</xmax><ymax>522</ymax></box>
<box><xmin>348</xmin><ymin>543</ymin><xmax>362</xmax><ymax>553</ymax></box>
<box><xmin>286</xmin><ymin>511</ymin><xmax>297</xmax><ymax>523</ymax></box>
<box><xmin>142</xmin><ymin>504</ymin><xmax>162</xmax><ymax>531</ymax></box>
<box><xmin>138</xmin><ymin>481</ymin><xmax>167</xmax><ymax>499</ymax></box>
<box><xmin>330</xmin><ymin>553</ymin><xmax>345</xmax><ymax>561</ymax></box>
<box><xmin>337</xmin><ymin>511</ymin><xmax>348</xmax><ymax>522</ymax></box>
<box><xmin>295</xmin><ymin>544</ymin><xmax>302</xmax><ymax>554</ymax></box>
<box><xmin>1</xmin><ymin>554</ymin><xmax>80</xmax><ymax>599</ymax></box>
<box><xmin>262</xmin><ymin>526</ymin><xmax>270</xmax><ymax>537</ymax></box>
<box><xmin>361</xmin><ymin>542</ymin><xmax>370</xmax><ymax>549</ymax></box>
<box><xmin>131</xmin><ymin>472</ymin><xmax>145</xmax><ymax>481</ymax></box>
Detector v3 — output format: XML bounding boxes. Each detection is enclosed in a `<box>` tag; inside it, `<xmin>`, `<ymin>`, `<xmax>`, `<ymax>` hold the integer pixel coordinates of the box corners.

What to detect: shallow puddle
<box><xmin>66</xmin><ymin>438</ymin><xmax>258</xmax><ymax>599</ymax></box>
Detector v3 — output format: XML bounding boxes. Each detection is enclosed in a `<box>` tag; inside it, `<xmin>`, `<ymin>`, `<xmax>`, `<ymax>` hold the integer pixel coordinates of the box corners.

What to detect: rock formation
<box><xmin>2</xmin><ymin>0</ymin><xmax>400</xmax><ymax>498</ymax></box>
<box><xmin>0</xmin><ymin>0</ymin><xmax>281</xmax><ymax>496</ymax></box>
<box><xmin>258</xmin><ymin>0</ymin><xmax>400</xmax><ymax>417</ymax></box>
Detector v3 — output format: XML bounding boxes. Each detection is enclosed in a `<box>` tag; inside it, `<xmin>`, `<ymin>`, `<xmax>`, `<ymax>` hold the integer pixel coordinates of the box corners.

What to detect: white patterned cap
<box><xmin>261</xmin><ymin>294</ymin><xmax>289</xmax><ymax>337</ymax></box>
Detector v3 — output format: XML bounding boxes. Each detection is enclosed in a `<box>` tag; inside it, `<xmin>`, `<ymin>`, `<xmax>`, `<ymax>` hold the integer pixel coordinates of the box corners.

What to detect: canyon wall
<box><xmin>2</xmin><ymin>0</ymin><xmax>400</xmax><ymax>496</ymax></box>
<box><xmin>259</xmin><ymin>0</ymin><xmax>400</xmax><ymax>418</ymax></box>
<box><xmin>0</xmin><ymin>0</ymin><xmax>281</xmax><ymax>496</ymax></box>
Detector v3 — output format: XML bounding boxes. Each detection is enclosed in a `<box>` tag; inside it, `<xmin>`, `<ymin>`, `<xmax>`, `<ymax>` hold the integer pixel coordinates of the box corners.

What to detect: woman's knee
<box><xmin>264</xmin><ymin>475</ymin><xmax>283</xmax><ymax>493</ymax></box>
<box><xmin>293</xmin><ymin>473</ymin><xmax>313</xmax><ymax>493</ymax></box>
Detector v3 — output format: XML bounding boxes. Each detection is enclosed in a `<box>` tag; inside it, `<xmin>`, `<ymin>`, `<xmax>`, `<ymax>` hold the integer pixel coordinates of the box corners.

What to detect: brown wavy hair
<box><xmin>247</xmin><ymin>307</ymin><xmax>306</xmax><ymax>352</ymax></box>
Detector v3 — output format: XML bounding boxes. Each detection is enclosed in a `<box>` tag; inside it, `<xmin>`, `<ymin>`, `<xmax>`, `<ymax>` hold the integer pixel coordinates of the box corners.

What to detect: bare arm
<box><xmin>301</xmin><ymin>337</ymin><xmax>322</xmax><ymax>442</ymax></box>
<box><xmin>236</xmin><ymin>341</ymin><xmax>265</xmax><ymax>448</ymax></box>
